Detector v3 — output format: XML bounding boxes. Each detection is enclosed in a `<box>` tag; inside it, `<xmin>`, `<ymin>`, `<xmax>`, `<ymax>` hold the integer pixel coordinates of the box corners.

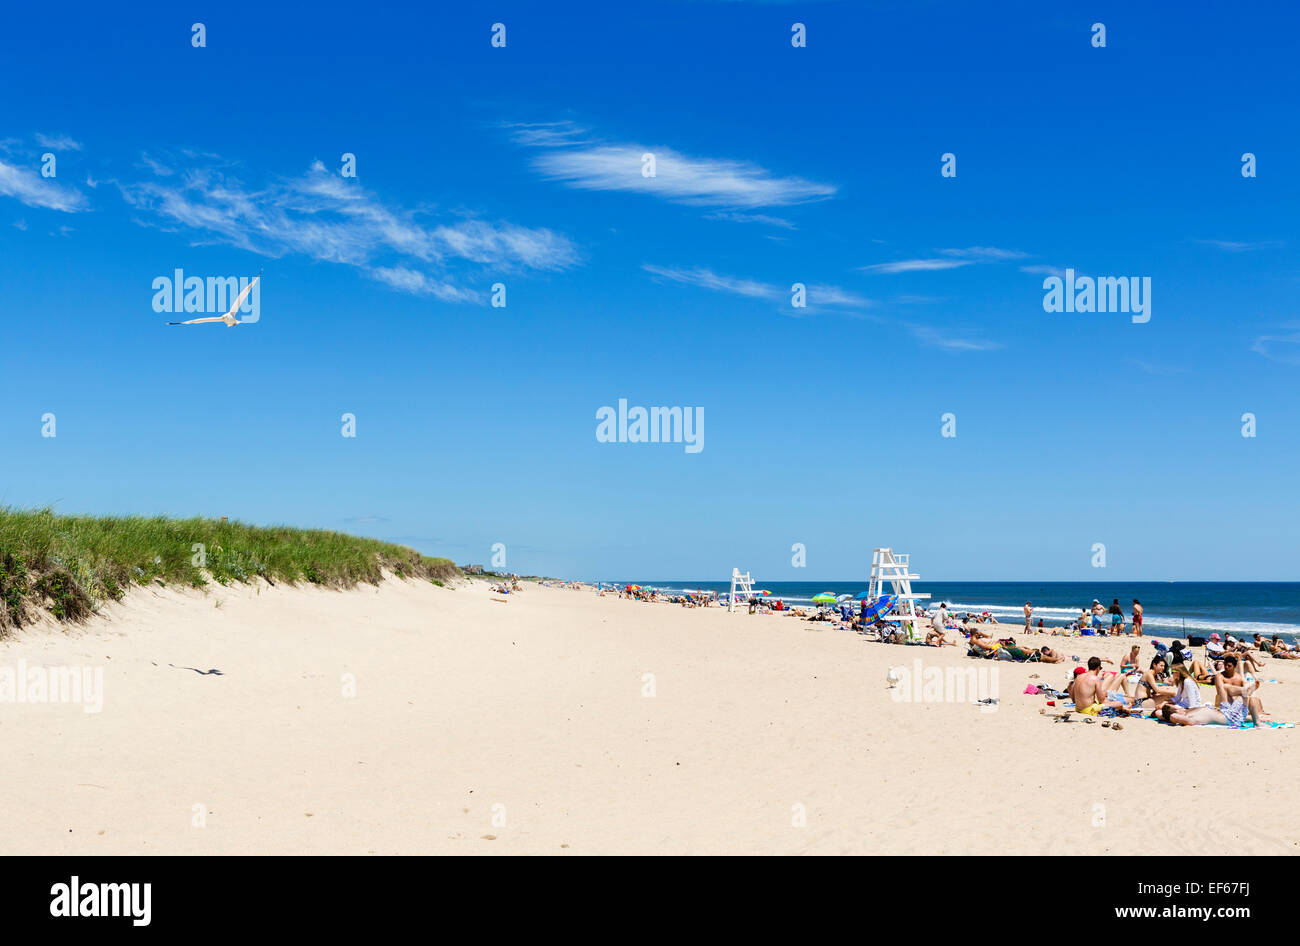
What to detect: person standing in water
<box><xmin>1108</xmin><ymin>598</ymin><xmax>1125</xmax><ymax>635</ymax></box>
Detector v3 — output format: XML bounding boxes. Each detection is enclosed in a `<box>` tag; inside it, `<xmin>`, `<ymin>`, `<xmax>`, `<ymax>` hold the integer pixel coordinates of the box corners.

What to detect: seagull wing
<box><xmin>168</xmin><ymin>316</ymin><xmax>227</xmax><ymax>325</ymax></box>
<box><xmin>223</xmin><ymin>272</ymin><xmax>262</xmax><ymax>321</ymax></box>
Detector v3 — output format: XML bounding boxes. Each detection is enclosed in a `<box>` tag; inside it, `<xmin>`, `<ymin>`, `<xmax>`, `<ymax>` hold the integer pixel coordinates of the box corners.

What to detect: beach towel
<box><xmin>1149</xmin><ymin>716</ymin><xmax>1295</xmax><ymax>729</ymax></box>
<box><xmin>1197</xmin><ymin>720</ymin><xmax>1294</xmax><ymax>730</ymax></box>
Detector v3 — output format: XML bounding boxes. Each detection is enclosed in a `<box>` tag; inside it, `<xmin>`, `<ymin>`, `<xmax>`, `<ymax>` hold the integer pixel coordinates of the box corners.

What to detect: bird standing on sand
<box><xmin>167</xmin><ymin>271</ymin><xmax>261</xmax><ymax>327</ymax></box>
<box><xmin>886</xmin><ymin>667</ymin><xmax>901</xmax><ymax>689</ymax></box>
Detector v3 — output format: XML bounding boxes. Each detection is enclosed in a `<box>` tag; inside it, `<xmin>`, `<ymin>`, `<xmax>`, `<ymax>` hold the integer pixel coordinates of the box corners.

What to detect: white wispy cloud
<box><xmin>647</xmin><ymin>264</ymin><xmax>994</xmax><ymax>348</ymax></box>
<box><xmin>0</xmin><ymin>160</ymin><xmax>88</xmax><ymax>212</ymax></box>
<box><xmin>862</xmin><ymin>245</ymin><xmax>1029</xmax><ymax>274</ymax></box>
<box><xmin>906</xmin><ymin>323</ymin><xmax>1002</xmax><ymax>352</ymax></box>
<box><xmin>35</xmin><ymin>133</ymin><xmax>82</xmax><ymax>151</ymax></box>
<box><xmin>137</xmin><ymin>153</ymin><xmax>175</xmax><ymax>176</ymax></box>
<box><xmin>368</xmin><ymin>266</ymin><xmax>483</xmax><ymax>302</ymax></box>
<box><xmin>704</xmin><ymin>210</ymin><xmax>797</xmax><ymax>229</ymax></box>
<box><xmin>1019</xmin><ymin>264</ymin><xmax>1065</xmax><ymax>277</ymax></box>
<box><xmin>498</xmin><ymin>121</ymin><xmax>591</xmax><ymax>148</ymax></box>
<box><xmin>1250</xmin><ymin>331</ymin><xmax>1300</xmax><ymax>366</ymax></box>
<box><xmin>512</xmin><ymin>121</ymin><xmax>835</xmax><ymax>208</ymax></box>
<box><xmin>643</xmin><ymin>264</ymin><xmax>777</xmax><ymax>299</ymax></box>
<box><xmin>861</xmin><ymin>258</ymin><xmax>973</xmax><ymax>274</ymax></box>
<box><xmin>642</xmin><ymin>264</ymin><xmax>870</xmax><ymax>309</ymax></box>
<box><xmin>941</xmin><ymin>246</ymin><xmax>1029</xmax><ymax>261</ymax></box>
<box><xmin>1193</xmin><ymin>239</ymin><xmax>1283</xmax><ymax>252</ymax></box>
<box><xmin>119</xmin><ymin>157</ymin><xmax>577</xmax><ymax>301</ymax></box>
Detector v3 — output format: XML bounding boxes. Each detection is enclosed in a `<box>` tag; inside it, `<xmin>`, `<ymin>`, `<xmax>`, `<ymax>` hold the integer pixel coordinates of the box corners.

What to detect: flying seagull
<box><xmin>168</xmin><ymin>271</ymin><xmax>262</xmax><ymax>326</ymax></box>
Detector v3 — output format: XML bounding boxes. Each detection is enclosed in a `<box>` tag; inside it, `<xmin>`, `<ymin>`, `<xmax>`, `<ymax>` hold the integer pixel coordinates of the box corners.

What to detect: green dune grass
<box><xmin>0</xmin><ymin>508</ymin><xmax>459</xmax><ymax>632</ymax></box>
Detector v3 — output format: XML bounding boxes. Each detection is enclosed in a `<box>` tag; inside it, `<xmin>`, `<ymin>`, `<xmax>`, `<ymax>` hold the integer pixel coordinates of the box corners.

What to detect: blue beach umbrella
<box><xmin>861</xmin><ymin>594</ymin><xmax>899</xmax><ymax>623</ymax></box>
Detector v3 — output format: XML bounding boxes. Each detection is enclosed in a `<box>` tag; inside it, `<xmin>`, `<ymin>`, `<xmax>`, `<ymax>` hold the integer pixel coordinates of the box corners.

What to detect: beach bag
<box><xmin>1188</xmin><ymin>635</ymin><xmax>1207</xmax><ymax>646</ymax></box>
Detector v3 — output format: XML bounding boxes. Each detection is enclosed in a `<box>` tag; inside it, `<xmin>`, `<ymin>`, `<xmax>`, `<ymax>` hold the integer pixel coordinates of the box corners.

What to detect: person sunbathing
<box><xmin>926</xmin><ymin>626</ymin><xmax>956</xmax><ymax>646</ymax></box>
<box><xmin>1080</xmin><ymin>655</ymin><xmax>1126</xmax><ymax>698</ymax></box>
<box><xmin>1175</xmin><ymin>653</ymin><xmax>1216</xmax><ymax>684</ymax></box>
<box><xmin>1088</xmin><ymin>656</ymin><xmax>1135</xmax><ymax>704</ymax></box>
<box><xmin>1265</xmin><ymin>635</ymin><xmax>1300</xmax><ymax>658</ymax></box>
<box><xmin>1068</xmin><ymin>665</ymin><xmax>1130</xmax><ymax>716</ymax></box>
<box><xmin>1232</xmin><ymin>647</ymin><xmax>1265</xmax><ymax>674</ymax></box>
<box><xmin>1162</xmin><ymin>674</ymin><xmax>1262</xmax><ymax>728</ymax></box>
<box><xmin>1219</xmin><ymin>654</ymin><xmax>1255</xmax><ymax>689</ymax></box>
<box><xmin>1001</xmin><ymin>644</ymin><xmax>1040</xmax><ymax>661</ymax></box>
<box><xmin>1167</xmin><ymin>662</ymin><xmax>1203</xmax><ymax>710</ymax></box>
<box><xmin>1216</xmin><ymin>655</ymin><xmax>1271</xmax><ymax>715</ymax></box>
<box><xmin>1121</xmin><ymin>644</ymin><xmax>1140</xmax><ymax>674</ymax></box>
<box><xmin>1136</xmin><ymin>656</ymin><xmax>1177</xmax><ymax>711</ymax></box>
<box><xmin>1218</xmin><ymin>674</ymin><xmax>1266</xmax><ymax>725</ymax></box>
<box><xmin>1161</xmin><ymin>698</ymin><xmax>1226</xmax><ymax>727</ymax></box>
<box><xmin>1038</xmin><ymin>645</ymin><xmax>1066</xmax><ymax>663</ymax></box>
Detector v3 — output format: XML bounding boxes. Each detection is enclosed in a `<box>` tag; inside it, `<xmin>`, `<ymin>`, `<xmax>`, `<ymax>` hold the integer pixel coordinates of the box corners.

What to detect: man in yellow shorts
<box><xmin>1068</xmin><ymin>663</ymin><xmax>1131</xmax><ymax>715</ymax></box>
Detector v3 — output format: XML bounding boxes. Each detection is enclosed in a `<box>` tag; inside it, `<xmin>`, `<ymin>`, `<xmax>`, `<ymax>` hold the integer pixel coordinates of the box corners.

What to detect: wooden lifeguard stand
<box><xmin>867</xmin><ymin>548</ymin><xmax>930</xmax><ymax>638</ymax></box>
<box><xmin>727</xmin><ymin>568</ymin><xmax>755</xmax><ymax>613</ymax></box>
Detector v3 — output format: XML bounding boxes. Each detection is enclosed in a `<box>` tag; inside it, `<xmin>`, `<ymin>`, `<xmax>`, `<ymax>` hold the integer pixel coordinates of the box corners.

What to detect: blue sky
<box><xmin>1</xmin><ymin>0</ymin><xmax>1297</xmax><ymax>580</ymax></box>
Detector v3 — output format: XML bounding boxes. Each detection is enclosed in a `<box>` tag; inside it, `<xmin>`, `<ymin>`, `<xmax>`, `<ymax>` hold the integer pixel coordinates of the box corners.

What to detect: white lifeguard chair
<box><xmin>867</xmin><ymin>548</ymin><xmax>931</xmax><ymax>639</ymax></box>
<box><xmin>727</xmin><ymin>568</ymin><xmax>755</xmax><ymax>613</ymax></box>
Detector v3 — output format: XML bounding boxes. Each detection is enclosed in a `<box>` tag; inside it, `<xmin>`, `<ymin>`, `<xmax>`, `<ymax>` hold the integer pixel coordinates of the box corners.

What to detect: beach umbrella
<box><xmin>812</xmin><ymin>592</ymin><xmax>838</xmax><ymax>605</ymax></box>
<box><xmin>861</xmin><ymin>594</ymin><xmax>899</xmax><ymax>623</ymax></box>
<box><xmin>836</xmin><ymin>594</ymin><xmax>854</xmax><ymax>602</ymax></box>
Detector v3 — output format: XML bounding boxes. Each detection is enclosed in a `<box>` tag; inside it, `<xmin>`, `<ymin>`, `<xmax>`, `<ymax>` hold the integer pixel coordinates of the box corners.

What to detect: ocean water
<box><xmin>607</xmin><ymin>581</ymin><xmax>1300</xmax><ymax>642</ymax></box>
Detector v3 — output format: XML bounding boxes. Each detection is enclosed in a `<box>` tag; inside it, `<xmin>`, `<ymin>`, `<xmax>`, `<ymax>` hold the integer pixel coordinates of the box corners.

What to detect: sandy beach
<box><xmin>3</xmin><ymin>579</ymin><xmax>1297</xmax><ymax>856</ymax></box>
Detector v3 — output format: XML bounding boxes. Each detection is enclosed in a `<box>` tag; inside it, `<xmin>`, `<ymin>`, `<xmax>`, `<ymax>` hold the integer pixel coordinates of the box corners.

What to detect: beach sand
<box><xmin>3</xmin><ymin>579</ymin><xmax>1297</xmax><ymax>855</ymax></box>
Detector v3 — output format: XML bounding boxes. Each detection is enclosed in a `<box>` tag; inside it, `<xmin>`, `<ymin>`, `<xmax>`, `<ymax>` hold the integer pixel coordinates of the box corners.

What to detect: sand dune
<box><xmin>2</xmin><ymin>580</ymin><xmax>1296</xmax><ymax>855</ymax></box>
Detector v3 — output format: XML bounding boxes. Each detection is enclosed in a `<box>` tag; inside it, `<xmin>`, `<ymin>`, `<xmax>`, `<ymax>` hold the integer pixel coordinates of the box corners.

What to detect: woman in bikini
<box><xmin>1137</xmin><ymin>656</ymin><xmax>1176</xmax><ymax>711</ymax></box>
<box><xmin>1266</xmin><ymin>635</ymin><xmax>1300</xmax><ymax>659</ymax></box>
